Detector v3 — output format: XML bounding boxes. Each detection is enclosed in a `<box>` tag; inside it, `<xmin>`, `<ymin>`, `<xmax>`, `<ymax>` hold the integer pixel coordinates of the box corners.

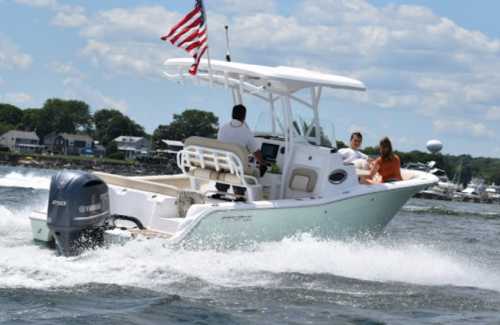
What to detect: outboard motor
<box><xmin>47</xmin><ymin>170</ymin><xmax>110</xmax><ymax>256</ymax></box>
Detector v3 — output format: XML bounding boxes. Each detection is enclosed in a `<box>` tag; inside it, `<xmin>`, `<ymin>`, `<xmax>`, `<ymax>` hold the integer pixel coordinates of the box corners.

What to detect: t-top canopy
<box><xmin>164</xmin><ymin>58</ymin><xmax>366</xmax><ymax>94</ymax></box>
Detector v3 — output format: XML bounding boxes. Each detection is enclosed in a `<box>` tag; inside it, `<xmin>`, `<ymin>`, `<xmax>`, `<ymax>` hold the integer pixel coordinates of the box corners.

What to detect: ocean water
<box><xmin>0</xmin><ymin>165</ymin><xmax>499</xmax><ymax>324</ymax></box>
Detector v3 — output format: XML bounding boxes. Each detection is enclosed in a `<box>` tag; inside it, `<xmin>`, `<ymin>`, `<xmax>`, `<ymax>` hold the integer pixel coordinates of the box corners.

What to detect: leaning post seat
<box><xmin>177</xmin><ymin>136</ymin><xmax>261</xmax><ymax>201</ymax></box>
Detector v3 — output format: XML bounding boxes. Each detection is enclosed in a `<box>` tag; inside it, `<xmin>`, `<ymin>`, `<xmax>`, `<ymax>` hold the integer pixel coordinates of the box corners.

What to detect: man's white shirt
<box><xmin>217</xmin><ymin>119</ymin><xmax>259</xmax><ymax>153</ymax></box>
<box><xmin>338</xmin><ymin>147</ymin><xmax>368</xmax><ymax>163</ymax></box>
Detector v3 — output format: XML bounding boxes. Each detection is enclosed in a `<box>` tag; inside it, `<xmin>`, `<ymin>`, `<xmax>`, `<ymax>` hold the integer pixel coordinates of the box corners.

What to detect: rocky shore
<box><xmin>0</xmin><ymin>152</ymin><xmax>179</xmax><ymax>176</ymax></box>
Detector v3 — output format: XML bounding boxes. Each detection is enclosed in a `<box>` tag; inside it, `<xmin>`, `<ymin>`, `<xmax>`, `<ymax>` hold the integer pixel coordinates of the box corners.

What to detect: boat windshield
<box><xmin>252</xmin><ymin>92</ymin><xmax>336</xmax><ymax>147</ymax></box>
<box><xmin>292</xmin><ymin>105</ymin><xmax>335</xmax><ymax>148</ymax></box>
<box><xmin>253</xmin><ymin>105</ymin><xmax>286</xmax><ymax>139</ymax></box>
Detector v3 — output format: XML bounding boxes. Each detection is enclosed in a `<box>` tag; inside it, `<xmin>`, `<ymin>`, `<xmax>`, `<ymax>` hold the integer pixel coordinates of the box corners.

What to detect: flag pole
<box><xmin>200</xmin><ymin>0</ymin><xmax>213</xmax><ymax>85</ymax></box>
<box><xmin>224</xmin><ymin>25</ymin><xmax>232</xmax><ymax>62</ymax></box>
<box><xmin>206</xmin><ymin>48</ymin><xmax>214</xmax><ymax>86</ymax></box>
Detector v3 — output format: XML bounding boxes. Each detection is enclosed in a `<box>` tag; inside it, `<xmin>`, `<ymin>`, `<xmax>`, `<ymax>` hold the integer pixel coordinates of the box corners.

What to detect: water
<box><xmin>0</xmin><ymin>165</ymin><xmax>499</xmax><ymax>324</ymax></box>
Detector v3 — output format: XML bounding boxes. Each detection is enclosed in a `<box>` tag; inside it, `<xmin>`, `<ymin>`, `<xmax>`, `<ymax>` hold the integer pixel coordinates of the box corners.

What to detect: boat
<box><xmin>416</xmin><ymin>186</ymin><xmax>453</xmax><ymax>201</ymax></box>
<box><xmin>29</xmin><ymin>58</ymin><xmax>438</xmax><ymax>256</ymax></box>
<box><xmin>421</xmin><ymin>168</ymin><xmax>462</xmax><ymax>201</ymax></box>
<box><xmin>485</xmin><ymin>184</ymin><xmax>500</xmax><ymax>204</ymax></box>
<box><xmin>410</xmin><ymin>162</ymin><xmax>461</xmax><ymax>201</ymax></box>
<box><xmin>453</xmin><ymin>178</ymin><xmax>487</xmax><ymax>203</ymax></box>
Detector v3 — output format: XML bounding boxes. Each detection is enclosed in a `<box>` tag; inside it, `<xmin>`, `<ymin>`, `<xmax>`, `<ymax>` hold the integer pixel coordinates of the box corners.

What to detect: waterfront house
<box><xmin>44</xmin><ymin>132</ymin><xmax>94</xmax><ymax>155</ymax></box>
<box><xmin>113</xmin><ymin>136</ymin><xmax>151</xmax><ymax>159</ymax></box>
<box><xmin>92</xmin><ymin>143</ymin><xmax>106</xmax><ymax>158</ymax></box>
<box><xmin>160</xmin><ymin>139</ymin><xmax>184</xmax><ymax>155</ymax></box>
<box><xmin>0</xmin><ymin>130</ymin><xmax>43</xmax><ymax>153</ymax></box>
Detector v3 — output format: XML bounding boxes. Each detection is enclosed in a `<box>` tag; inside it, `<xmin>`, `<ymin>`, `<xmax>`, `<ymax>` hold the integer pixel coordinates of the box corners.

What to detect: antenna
<box><xmin>224</xmin><ymin>25</ymin><xmax>232</xmax><ymax>62</ymax></box>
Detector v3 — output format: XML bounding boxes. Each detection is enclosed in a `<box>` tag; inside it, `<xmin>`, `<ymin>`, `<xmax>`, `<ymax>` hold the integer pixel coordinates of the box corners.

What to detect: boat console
<box><xmin>254</xmin><ymin>137</ymin><xmax>285</xmax><ymax>167</ymax></box>
<box><xmin>261</xmin><ymin>142</ymin><xmax>280</xmax><ymax>163</ymax></box>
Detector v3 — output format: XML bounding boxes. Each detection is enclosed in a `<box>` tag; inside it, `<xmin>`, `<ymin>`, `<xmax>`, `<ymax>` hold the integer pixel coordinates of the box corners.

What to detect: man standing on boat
<box><xmin>216</xmin><ymin>104</ymin><xmax>264</xmax><ymax>197</ymax></box>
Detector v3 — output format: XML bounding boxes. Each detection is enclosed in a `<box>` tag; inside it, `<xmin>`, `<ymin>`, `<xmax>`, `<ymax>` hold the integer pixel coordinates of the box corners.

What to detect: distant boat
<box><xmin>409</xmin><ymin>161</ymin><xmax>461</xmax><ymax>201</ymax></box>
<box><xmin>453</xmin><ymin>178</ymin><xmax>487</xmax><ymax>203</ymax></box>
<box><xmin>485</xmin><ymin>184</ymin><xmax>500</xmax><ymax>204</ymax></box>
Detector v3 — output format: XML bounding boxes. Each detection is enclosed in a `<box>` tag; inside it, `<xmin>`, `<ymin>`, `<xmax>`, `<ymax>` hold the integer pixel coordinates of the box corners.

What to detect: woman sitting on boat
<box><xmin>367</xmin><ymin>137</ymin><xmax>402</xmax><ymax>183</ymax></box>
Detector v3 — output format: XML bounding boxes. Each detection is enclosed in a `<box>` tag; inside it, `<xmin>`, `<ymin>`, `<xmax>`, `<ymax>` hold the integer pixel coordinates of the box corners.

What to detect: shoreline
<box><xmin>0</xmin><ymin>152</ymin><xmax>178</xmax><ymax>176</ymax></box>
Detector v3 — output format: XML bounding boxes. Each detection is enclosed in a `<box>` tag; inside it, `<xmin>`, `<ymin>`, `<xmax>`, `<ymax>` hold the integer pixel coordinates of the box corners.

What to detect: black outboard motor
<box><xmin>47</xmin><ymin>170</ymin><xmax>110</xmax><ymax>256</ymax></box>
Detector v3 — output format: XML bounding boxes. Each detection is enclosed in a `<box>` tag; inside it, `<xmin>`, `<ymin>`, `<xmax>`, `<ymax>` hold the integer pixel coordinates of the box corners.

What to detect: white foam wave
<box><xmin>0</xmin><ymin>171</ymin><xmax>51</xmax><ymax>190</ymax></box>
<box><xmin>0</xmin><ymin>221</ymin><xmax>499</xmax><ymax>293</ymax></box>
<box><xmin>0</xmin><ymin>202</ymin><xmax>45</xmax><ymax>247</ymax></box>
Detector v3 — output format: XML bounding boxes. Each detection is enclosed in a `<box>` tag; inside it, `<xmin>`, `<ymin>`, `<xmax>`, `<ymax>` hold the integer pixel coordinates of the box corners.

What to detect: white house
<box><xmin>44</xmin><ymin>132</ymin><xmax>94</xmax><ymax>155</ymax></box>
<box><xmin>0</xmin><ymin>130</ymin><xmax>43</xmax><ymax>153</ymax></box>
<box><xmin>113</xmin><ymin>136</ymin><xmax>151</xmax><ymax>159</ymax></box>
<box><xmin>160</xmin><ymin>139</ymin><xmax>184</xmax><ymax>155</ymax></box>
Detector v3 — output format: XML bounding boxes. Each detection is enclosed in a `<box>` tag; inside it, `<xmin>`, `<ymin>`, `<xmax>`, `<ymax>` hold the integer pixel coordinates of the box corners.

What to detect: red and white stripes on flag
<box><xmin>161</xmin><ymin>0</ymin><xmax>208</xmax><ymax>75</ymax></box>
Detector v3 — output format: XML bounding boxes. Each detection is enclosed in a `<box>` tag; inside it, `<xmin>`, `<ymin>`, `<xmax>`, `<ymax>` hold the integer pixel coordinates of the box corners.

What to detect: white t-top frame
<box><xmin>163</xmin><ymin>58</ymin><xmax>366</xmax><ymax>199</ymax></box>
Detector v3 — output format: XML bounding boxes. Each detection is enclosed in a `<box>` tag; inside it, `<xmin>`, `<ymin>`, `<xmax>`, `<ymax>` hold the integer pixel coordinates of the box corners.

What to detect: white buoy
<box><xmin>426</xmin><ymin>139</ymin><xmax>443</xmax><ymax>154</ymax></box>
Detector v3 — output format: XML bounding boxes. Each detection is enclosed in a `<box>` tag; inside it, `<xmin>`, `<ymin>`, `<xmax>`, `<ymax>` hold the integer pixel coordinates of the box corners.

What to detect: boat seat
<box><xmin>180</xmin><ymin>137</ymin><xmax>261</xmax><ymax>201</ymax></box>
<box><xmin>183</xmin><ymin>136</ymin><xmax>253</xmax><ymax>175</ymax></box>
<box><xmin>188</xmin><ymin>168</ymin><xmax>258</xmax><ymax>186</ymax></box>
<box><xmin>92</xmin><ymin>172</ymin><xmax>179</xmax><ymax>197</ymax></box>
<box><xmin>401</xmin><ymin>169</ymin><xmax>417</xmax><ymax>181</ymax></box>
<box><xmin>289</xmin><ymin>168</ymin><xmax>318</xmax><ymax>193</ymax></box>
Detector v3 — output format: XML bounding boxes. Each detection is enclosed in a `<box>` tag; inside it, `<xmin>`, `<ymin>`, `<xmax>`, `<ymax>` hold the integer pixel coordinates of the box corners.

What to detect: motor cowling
<box><xmin>47</xmin><ymin>170</ymin><xmax>110</xmax><ymax>256</ymax></box>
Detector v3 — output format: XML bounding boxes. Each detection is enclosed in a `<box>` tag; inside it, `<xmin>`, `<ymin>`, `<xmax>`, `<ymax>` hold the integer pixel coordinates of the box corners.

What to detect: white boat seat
<box><xmin>401</xmin><ymin>169</ymin><xmax>418</xmax><ymax>181</ymax></box>
<box><xmin>289</xmin><ymin>168</ymin><xmax>318</xmax><ymax>193</ymax></box>
<box><xmin>183</xmin><ymin>136</ymin><xmax>253</xmax><ymax>175</ymax></box>
<box><xmin>179</xmin><ymin>137</ymin><xmax>261</xmax><ymax>201</ymax></box>
<box><xmin>188</xmin><ymin>168</ymin><xmax>258</xmax><ymax>186</ymax></box>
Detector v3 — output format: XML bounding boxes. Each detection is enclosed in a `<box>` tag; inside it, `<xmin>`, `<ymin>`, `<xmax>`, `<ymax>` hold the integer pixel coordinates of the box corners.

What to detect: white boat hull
<box><xmin>169</xmin><ymin>185</ymin><xmax>422</xmax><ymax>248</ymax></box>
<box><xmin>30</xmin><ymin>181</ymin><xmax>425</xmax><ymax>248</ymax></box>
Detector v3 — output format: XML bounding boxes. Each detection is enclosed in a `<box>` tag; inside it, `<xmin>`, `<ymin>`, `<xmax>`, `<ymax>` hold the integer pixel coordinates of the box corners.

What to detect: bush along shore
<box><xmin>0</xmin><ymin>152</ymin><xmax>179</xmax><ymax>176</ymax></box>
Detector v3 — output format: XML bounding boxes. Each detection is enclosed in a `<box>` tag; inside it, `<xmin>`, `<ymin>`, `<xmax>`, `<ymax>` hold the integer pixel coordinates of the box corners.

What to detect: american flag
<box><xmin>161</xmin><ymin>0</ymin><xmax>208</xmax><ymax>75</ymax></box>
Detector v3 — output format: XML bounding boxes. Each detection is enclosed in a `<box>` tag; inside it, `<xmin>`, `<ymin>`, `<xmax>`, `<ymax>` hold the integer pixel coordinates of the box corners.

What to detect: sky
<box><xmin>1</xmin><ymin>0</ymin><xmax>500</xmax><ymax>157</ymax></box>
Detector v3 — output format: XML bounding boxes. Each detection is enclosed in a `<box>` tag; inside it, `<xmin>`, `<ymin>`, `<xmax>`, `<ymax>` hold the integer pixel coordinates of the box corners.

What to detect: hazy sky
<box><xmin>1</xmin><ymin>0</ymin><xmax>499</xmax><ymax>157</ymax></box>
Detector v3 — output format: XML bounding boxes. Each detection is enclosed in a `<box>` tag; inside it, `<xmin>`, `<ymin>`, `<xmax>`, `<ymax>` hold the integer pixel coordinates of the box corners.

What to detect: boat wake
<box><xmin>0</xmin><ymin>203</ymin><xmax>499</xmax><ymax>294</ymax></box>
<box><xmin>403</xmin><ymin>204</ymin><xmax>500</xmax><ymax>219</ymax></box>
<box><xmin>0</xmin><ymin>169</ymin><xmax>51</xmax><ymax>190</ymax></box>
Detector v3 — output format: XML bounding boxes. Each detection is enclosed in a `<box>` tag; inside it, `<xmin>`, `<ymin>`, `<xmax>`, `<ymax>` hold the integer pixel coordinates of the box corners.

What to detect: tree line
<box><xmin>1</xmin><ymin>98</ymin><xmax>499</xmax><ymax>184</ymax></box>
<box><xmin>0</xmin><ymin>99</ymin><xmax>218</xmax><ymax>157</ymax></box>
<box><xmin>0</xmin><ymin>99</ymin><xmax>145</xmax><ymax>147</ymax></box>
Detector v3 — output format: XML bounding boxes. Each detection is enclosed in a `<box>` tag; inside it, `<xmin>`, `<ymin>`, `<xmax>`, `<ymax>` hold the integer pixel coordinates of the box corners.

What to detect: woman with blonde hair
<box><xmin>368</xmin><ymin>137</ymin><xmax>402</xmax><ymax>183</ymax></box>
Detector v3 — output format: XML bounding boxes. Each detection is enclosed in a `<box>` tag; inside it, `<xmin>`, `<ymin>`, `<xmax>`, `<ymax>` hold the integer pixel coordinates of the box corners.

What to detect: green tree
<box><xmin>336</xmin><ymin>140</ymin><xmax>347</xmax><ymax>149</ymax></box>
<box><xmin>40</xmin><ymin>98</ymin><xmax>92</xmax><ymax>134</ymax></box>
<box><xmin>37</xmin><ymin>99</ymin><xmax>92</xmax><ymax>138</ymax></box>
<box><xmin>0</xmin><ymin>103</ymin><xmax>23</xmax><ymax>126</ymax></box>
<box><xmin>152</xmin><ymin>109</ymin><xmax>218</xmax><ymax>148</ymax></box>
<box><xmin>104</xmin><ymin>141</ymin><xmax>125</xmax><ymax>159</ymax></box>
<box><xmin>0</xmin><ymin>123</ymin><xmax>14</xmax><ymax>135</ymax></box>
<box><xmin>18</xmin><ymin>108</ymin><xmax>41</xmax><ymax>131</ymax></box>
<box><xmin>94</xmin><ymin>109</ymin><xmax>146</xmax><ymax>146</ymax></box>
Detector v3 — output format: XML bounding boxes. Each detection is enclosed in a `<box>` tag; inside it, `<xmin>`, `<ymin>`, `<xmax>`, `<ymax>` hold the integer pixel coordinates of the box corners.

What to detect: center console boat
<box><xmin>30</xmin><ymin>58</ymin><xmax>438</xmax><ymax>256</ymax></box>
